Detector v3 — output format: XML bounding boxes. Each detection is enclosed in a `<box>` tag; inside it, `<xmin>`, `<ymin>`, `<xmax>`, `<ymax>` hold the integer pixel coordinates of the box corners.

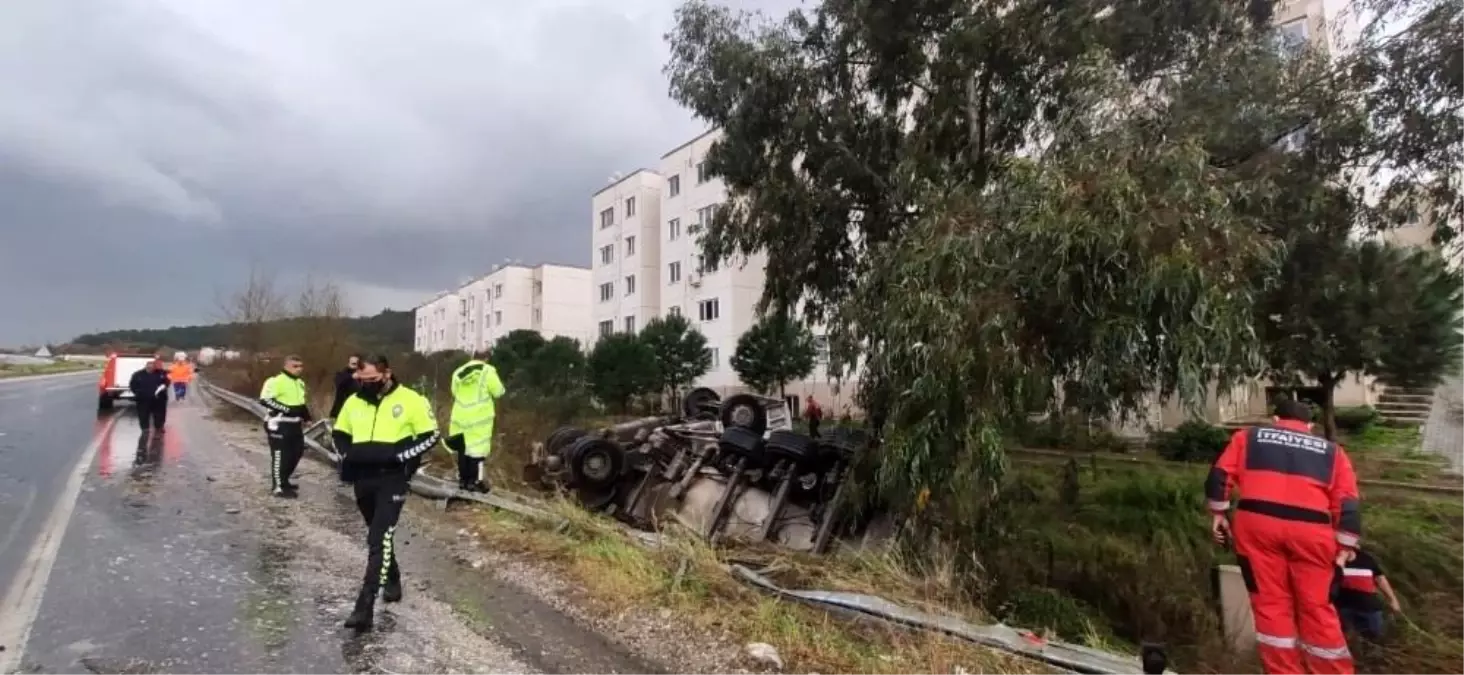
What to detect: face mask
<box><xmin>359</xmin><ymin>380</ymin><xmax>385</xmax><ymax>399</ymax></box>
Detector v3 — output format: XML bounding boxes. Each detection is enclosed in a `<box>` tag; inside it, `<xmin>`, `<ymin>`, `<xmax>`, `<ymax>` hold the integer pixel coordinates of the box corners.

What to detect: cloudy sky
<box><xmin>0</xmin><ymin>0</ymin><xmax>796</xmax><ymax>345</ymax></box>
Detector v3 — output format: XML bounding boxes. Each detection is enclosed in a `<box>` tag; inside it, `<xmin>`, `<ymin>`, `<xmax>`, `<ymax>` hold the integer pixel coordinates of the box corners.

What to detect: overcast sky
<box><xmin>0</xmin><ymin>0</ymin><xmax>797</xmax><ymax>345</ymax></box>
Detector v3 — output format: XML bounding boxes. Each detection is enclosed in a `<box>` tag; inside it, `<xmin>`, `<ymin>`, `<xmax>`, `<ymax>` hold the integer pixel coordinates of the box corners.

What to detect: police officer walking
<box><xmin>1206</xmin><ymin>399</ymin><xmax>1362</xmax><ymax>674</ymax></box>
<box><xmin>446</xmin><ymin>352</ymin><xmax>505</xmax><ymax>493</ymax></box>
<box><xmin>259</xmin><ymin>355</ymin><xmax>312</xmax><ymax>498</ymax></box>
<box><xmin>330</xmin><ymin>354</ymin><xmax>440</xmax><ymax>631</ymax></box>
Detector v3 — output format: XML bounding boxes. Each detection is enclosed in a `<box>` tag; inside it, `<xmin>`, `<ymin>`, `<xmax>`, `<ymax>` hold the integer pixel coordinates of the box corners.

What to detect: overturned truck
<box><xmin>525</xmin><ymin>388</ymin><xmax>869</xmax><ymax>553</ymax></box>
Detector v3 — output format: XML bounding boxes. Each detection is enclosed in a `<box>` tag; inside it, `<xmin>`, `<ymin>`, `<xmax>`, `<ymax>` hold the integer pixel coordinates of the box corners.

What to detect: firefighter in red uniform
<box><xmin>1207</xmin><ymin>399</ymin><xmax>1361</xmax><ymax>674</ymax></box>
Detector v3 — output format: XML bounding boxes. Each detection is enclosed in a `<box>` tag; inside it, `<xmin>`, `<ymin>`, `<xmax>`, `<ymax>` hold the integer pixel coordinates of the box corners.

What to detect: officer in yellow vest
<box><xmin>331</xmin><ymin>354</ymin><xmax>440</xmax><ymax>631</ymax></box>
<box><xmin>446</xmin><ymin>352</ymin><xmax>505</xmax><ymax>493</ymax></box>
<box><xmin>258</xmin><ymin>355</ymin><xmax>312</xmax><ymax>498</ymax></box>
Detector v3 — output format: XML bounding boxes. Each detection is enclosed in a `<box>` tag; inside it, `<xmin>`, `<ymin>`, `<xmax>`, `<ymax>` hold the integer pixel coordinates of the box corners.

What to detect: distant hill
<box><xmin>70</xmin><ymin>310</ymin><xmax>414</xmax><ymax>353</ymax></box>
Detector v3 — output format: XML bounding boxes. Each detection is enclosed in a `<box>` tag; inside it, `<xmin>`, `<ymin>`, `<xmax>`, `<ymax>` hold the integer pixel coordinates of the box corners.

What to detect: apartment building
<box><xmin>413</xmin><ymin>263</ymin><xmax>592</xmax><ymax>354</ymax></box>
<box><xmin>591</xmin><ymin>170</ymin><xmax>664</xmax><ymax>340</ymax></box>
<box><xmin>414</xmin><ymin>291</ymin><xmax>460</xmax><ymax>354</ymax></box>
<box><xmin>590</xmin><ymin>130</ymin><xmax>859</xmax><ymax>415</ymax></box>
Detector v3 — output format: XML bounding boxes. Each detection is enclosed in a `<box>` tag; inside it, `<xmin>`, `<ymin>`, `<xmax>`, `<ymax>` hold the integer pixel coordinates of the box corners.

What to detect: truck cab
<box><xmin>97</xmin><ymin>352</ymin><xmax>158</xmax><ymax>411</ymax></box>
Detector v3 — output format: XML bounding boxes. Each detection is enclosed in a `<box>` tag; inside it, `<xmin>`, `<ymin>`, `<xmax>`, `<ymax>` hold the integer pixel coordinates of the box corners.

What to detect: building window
<box><xmin>598</xmin><ymin>320</ymin><xmax>613</xmax><ymax>337</ymax></box>
<box><xmin>696</xmin><ymin>254</ymin><xmax>719</xmax><ymax>274</ymax></box>
<box><xmin>813</xmin><ymin>335</ymin><xmax>829</xmax><ymax>363</ymax></box>
<box><xmin>600</xmin><ymin>244</ymin><xmax>614</xmax><ymax>265</ymax></box>
<box><xmin>625</xmin><ymin>235</ymin><xmax>636</xmax><ymax>257</ymax></box>
<box><xmin>495</xmin><ymin>284</ymin><xmax>503</xmax><ymax>299</ymax></box>
<box><xmin>668</xmin><ymin>305</ymin><xmax>681</xmax><ymax>317</ymax></box>
<box><xmin>599</xmin><ymin>207</ymin><xmax>614</xmax><ymax>229</ymax></box>
<box><xmin>533</xmin><ymin>308</ymin><xmax>542</xmax><ymax>323</ymax></box>
<box><xmin>668</xmin><ymin>218</ymin><xmax>680</xmax><ymax>241</ymax></box>
<box><xmin>691</xmin><ymin>204</ymin><xmax>718</xmax><ymax>234</ymax></box>
<box><xmin>533</xmin><ymin>280</ymin><xmax>543</xmax><ymax>297</ymax></box>
<box><xmin>494</xmin><ymin>310</ymin><xmax>502</xmax><ymax>325</ymax></box>
<box><xmin>625</xmin><ymin>274</ymin><xmax>637</xmax><ymax>295</ymax></box>
<box><xmin>698</xmin><ymin>298</ymin><xmax>720</xmax><ymax>322</ymax></box>
<box><xmin>625</xmin><ymin>315</ymin><xmax>636</xmax><ymax>333</ymax></box>
<box><xmin>668</xmin><ymin>261</ymin><xmax>681</xmax><ymax>284</ymax></box>
<box><xmin>708</xmin><ymin>347</ymin><xmax>719</xmax><ymax>370</ymax></box>
<box><xmin>696</xmin><ymin>161</ymin><xmax>709</xmax><ymax>184</ymax></box>
<box><xmin>1276</xmin><ymin>18</ymin><xmax>1308</xmax><ymax>57</ymax></box>
<box><xmin>668</xmin><ymin>174</ymin><xmax>680</xmax><ymax>197</ymax></box>
<box><xmin>599</xmin><ymin>282</ymin><xmax>614</xmax><ymax>302</ymax></box>
<box><xmin>626</xmin><ymin>196</ymin><xmax>637</xmax><ymax>218</ymax></box>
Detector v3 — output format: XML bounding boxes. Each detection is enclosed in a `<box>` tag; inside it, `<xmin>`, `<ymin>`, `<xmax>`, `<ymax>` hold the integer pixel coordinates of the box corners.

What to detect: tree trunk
<box><xmin>1318</xmin><ymin>374</ymin><xmax>1340</xmax><ymax>441</ymax></box>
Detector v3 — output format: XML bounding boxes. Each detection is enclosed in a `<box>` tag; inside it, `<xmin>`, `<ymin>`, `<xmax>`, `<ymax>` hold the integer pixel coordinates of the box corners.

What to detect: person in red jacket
<box><xmin>1206</xmin><ymin>398</ymin><xmax>1360</xmax><ymax>674</ymax></box>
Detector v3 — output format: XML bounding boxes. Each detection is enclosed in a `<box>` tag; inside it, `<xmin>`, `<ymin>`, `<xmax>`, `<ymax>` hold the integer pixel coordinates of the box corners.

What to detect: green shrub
<box><xmin>1017</xmin><ymin>414</ymin><xmax>1133</xmax><ymax>453</ymax></box>
<box><xmin>1334</xmin><ymin>405</ymin><xmax>1380</xmax><ymax>434</ymax></box>
<box><xmin>1151</xmin><ymin>420</ymin><xmax>1230</xmax><ymax>463</ymax></box>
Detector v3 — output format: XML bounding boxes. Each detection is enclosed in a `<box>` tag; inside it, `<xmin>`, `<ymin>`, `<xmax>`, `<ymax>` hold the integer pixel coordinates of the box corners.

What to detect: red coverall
<box><xmin>1206</xmin><ymin>419</ymin><xmax>1361</xmax><ymax>674</ymax></box>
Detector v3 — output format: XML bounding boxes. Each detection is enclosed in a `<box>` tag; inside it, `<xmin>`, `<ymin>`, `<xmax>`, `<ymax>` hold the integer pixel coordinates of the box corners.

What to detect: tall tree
<box><xmin>665</xmin><ymin>0</ymin><xmax>1460</xmax><ymax>520</ymax></box>
<box><xmin>639</xmin><ymin>314</ymin><xmax>712</xmax><ymax>402</ymax></box>
<box><xmin>522</xmin><ymin>336</ymin><xmax>588</xmax><ymax>396</ymax></box>
<box><xmin>490</xmin><ymin>329</ymin><xmax>548</xmax><ymax>390</ymax></box>
<box><xmin>587</xmin><ymin>333</ymin><xmax>659</xmax><ymax>413</ymax></box>
<box><xmin>730</xmin><ymin>313</ymin><xmax>817</xmax><ymax>398</ymax></box>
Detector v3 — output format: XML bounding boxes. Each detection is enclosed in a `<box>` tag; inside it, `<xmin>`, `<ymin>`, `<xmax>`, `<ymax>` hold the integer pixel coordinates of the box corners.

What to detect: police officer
<box><xmin>1207</xmin><ymin>399</ymin><xmax>1361</xmax><ymax>674</ymax></box>
<box><xmin>446</xmin><ymin>352</ymin><xmax>505</xmax><ymax>492</ymax></box>
<box><xmin>259</xmin><ymin>355</ymin><xmax>312</xmax><ymax>498</ymax></box>
<box><xmin>331</xmin><ymin>354</ymin><xmax>440</xmax><ymax>631</ymax></box>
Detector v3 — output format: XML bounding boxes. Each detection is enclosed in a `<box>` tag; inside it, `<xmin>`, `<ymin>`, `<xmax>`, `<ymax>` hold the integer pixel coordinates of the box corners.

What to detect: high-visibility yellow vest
<box><xmin>260</xmin><ymin>372</ymin><xmax>308</xmax><ymax>422</ymax></box>
<box><xmin>335</xmin><ymin>383</ymin><xmax>438</xmax><ymax>464</ymax></box>
<box><xmin>448</xmin><ymin>360</ymin><xmax>505</xmax><ymax>458</ymax></box>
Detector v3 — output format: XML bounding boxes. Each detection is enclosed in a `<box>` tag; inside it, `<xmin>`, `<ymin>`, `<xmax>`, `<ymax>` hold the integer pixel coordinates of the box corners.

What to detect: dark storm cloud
<box><xmin>0</xmin><ymin>0</ymin><xmax>800</xmax><ymax>344</ymax></box>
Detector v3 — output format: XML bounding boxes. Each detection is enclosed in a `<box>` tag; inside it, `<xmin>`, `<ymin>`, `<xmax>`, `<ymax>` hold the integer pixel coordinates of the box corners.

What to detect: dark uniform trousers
<box><xmin>137</xmin><ymin>400</ymin><xmax>168</xmax><ymax>432</ymax></box>
<box><xmin>354</xmin><ymin>472</ymin><xmax>407</xmax><ymax>596</ymax></box>
<box><xmin>267</xmin><ymin>422</ymin><xmax>305</xmax><ymax>490</ymax></box>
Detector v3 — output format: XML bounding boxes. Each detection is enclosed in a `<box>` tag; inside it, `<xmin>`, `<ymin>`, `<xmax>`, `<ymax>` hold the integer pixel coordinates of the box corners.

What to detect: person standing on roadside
<box><xmin>805</xmin><ymin>395</ymin><xmax>824</xmax><ymax>438</ymax></box>
<box><xmin>1206</xmin><ymin>398</ymin><xmax>1361</xmax><ymax>674</ymax></box>
<box><xmin>446</xmin><ymin>351</ymin><xmax>505</xmax><ymax>493</ymax></box>
<box><xmin>1333</xmin><ymin>547</ymin><xmax>1401</xmax><ymax>641</ymax></box>
<box><xmin>168</xmin><ymin>355</ymin><xmax>194</xmax><ymax>402</ymax></box>
<box><xmin>329</xmin><ymin>353</ymin><xmax>362</xmax><ymax>421</ymax></box>
<box><xmin>259</xmin><ymin>355</ymin><xmax>312</xmax><ymax>498</ymax></box>
<box><xmin>129</xmin><ymin>356</ymin><xmax>170</xmax><ymax>433</ymax></box>
<box><xmin>331</xmin><ymin>354</ymin><xmax>440</xmax><ymax>631</ymax></box>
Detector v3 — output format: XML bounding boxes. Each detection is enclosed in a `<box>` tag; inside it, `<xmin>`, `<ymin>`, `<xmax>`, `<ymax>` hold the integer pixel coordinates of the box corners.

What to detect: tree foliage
<box><xmin>665</xmin><ymin>0</ymin><xmax>1460</xmax><ymax>522</ymax></box>
<box><xmin>639</xmin><ymin>313</ymin><xmax>712</xmax><ymax>400</ymax></box>
<box><xmin>523</xmin><ymin>336</ymin><xmax>589</xmax><ymax>396</ymax></box>
<box><xmin>490</xmin><ymin>329</ymin><xmax>549</xmax><ymax>389</ymax></box>
<box><xmin>730</xmin><ymin>312</ymin><xmax>817</xmax><ymax>397</ymax></box>
<box><xmin>587</xmin><ymin>333</ymin><xmax>659</xmax><ymax>413</ymax></box>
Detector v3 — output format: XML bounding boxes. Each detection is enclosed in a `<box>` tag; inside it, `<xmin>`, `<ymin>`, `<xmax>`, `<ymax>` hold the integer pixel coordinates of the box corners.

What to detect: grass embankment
<box><xmin>208</xmin><ymin>362</ymin><xmax>1459</xmax><ymax>674</ymax></box>
<box><xmin>0</xmin><ymin>359</ymin><xmax>97</xmax><ymax>379</ymax></box>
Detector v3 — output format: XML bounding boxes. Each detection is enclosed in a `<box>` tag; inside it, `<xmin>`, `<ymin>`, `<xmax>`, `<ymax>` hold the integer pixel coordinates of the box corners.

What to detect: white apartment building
<box><xmin>414</xmin><ymin>291</ymin><xmax>460</xmax><ymax>354</ymax></box>
<box><xmin>591</xmin><ymin>130</ymin><xmax>859</xmax><ymax>416</ymax></box>
<box><xmin>413</xmin><ymin>263</ymin><xmax>592</xmax><ymax>354</ymax></box>
<box><xmin>591</xmin><ymin>170</ymin><xmax>663</xmax><ymax>340</ymax></box>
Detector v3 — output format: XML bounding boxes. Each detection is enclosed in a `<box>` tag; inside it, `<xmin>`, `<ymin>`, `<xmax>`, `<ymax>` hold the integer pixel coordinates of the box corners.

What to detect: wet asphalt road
<box><xmin>0</xmin><ymin>376</ymin><xmax>650</xmax><ymax>674</ymax></box>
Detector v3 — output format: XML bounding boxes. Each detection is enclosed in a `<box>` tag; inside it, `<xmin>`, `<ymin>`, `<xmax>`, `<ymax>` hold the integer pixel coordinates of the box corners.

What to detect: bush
<box><xmin>1334</xmin><ymin>405</ymin><xmax>1380</xmax><ymax>434</ymax></box>
<box><xmin>1151</xmin><ymin>420</ymin><xmax>1230</xmax><ymax>463</ymax></box>
<box><xmin>1017</xmin><ymin>414</ymin><xmax>1133</xmax><ymax>453</ymax></box>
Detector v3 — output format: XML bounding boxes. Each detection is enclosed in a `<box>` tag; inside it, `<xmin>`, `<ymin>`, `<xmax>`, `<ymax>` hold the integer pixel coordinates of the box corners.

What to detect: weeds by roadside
<box><xmin>0</xmin><ymin>360</ymin><xmax>96</xmax><ymax>378</ymax></box>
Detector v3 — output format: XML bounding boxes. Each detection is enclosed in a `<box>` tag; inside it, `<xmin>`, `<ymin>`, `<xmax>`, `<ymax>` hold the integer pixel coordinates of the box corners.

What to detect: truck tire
<box><xmin>97</xmin><ymin>394</ymin><xmax>113</xmax><ymax>412</ymax></box>
<box><xmin>720</xmin><ymin>394</ymin><xmax>767</xmax><ymax>435</ymax></box>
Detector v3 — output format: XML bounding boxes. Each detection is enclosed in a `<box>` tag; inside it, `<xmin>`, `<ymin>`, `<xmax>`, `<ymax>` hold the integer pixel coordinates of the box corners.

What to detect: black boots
<box><xmin>459</xmin><ymin>479</ymin><xmax>490</xmax><ymax>494</ymax></box>
<box><xmin>382</xmin><ymin>580</ymin><xmax>403</xmax><ymax>603</ymax></box>
<box><xmin>344</xmin><ymin>589</ymin><xmax>375</xmax><ymax>631</ymax></box>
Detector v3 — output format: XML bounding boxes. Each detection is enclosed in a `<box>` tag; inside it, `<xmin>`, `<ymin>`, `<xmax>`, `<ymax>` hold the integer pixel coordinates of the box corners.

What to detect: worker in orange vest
<box><xmin>1207</xmin><ymin>398</ymin><xmax>1361</xmax><ymax>674</ymax></box>
<box><xmin>168</xmin><ymin>356</ymin><xmax>195</xmax><ymax>402</ymax></box>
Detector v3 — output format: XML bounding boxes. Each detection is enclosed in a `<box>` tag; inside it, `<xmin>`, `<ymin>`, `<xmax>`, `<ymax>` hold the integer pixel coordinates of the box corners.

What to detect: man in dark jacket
<box><xmin>128</xmin><ymin>356</ymin><xmax>170</xmax><ymax>433</ymax></box>
<box><xmin>329</xmin><ymin>354</ymin><xmax>362</xmax><ymax>420</ymax></box>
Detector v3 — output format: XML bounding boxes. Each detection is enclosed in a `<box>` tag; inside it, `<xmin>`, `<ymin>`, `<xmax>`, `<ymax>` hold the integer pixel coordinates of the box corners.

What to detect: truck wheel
<box><xmin>97</xmin><ymin>395</ymin><xmax>114</xmax><ymax>412</ymax></box>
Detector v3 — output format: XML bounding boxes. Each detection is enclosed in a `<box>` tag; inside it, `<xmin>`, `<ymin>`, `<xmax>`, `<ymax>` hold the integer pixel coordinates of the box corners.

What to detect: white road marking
<box><xmin>0</xmin><ymin>414</ymin><xmax>117</xmax><ymax>674</ymax></box>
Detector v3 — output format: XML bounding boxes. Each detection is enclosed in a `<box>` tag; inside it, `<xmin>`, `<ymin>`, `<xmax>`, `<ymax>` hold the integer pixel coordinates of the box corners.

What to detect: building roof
<box><xmin>660</xmin><ymin>127</ymin><xmax>721</xmax><ymax>159</ymax></box>
<box><xmin>591</xmin><ymin>168</ymin><xmax>661</xmax><ymax>198</ymax></box>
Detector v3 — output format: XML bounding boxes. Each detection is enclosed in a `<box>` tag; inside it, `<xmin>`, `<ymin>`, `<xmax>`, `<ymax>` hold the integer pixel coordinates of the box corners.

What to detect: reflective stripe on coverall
<box><xmin>448</xmin><ymin>360</ymin><xmax>505</xmax><ymax>459</ymax></box>
<box><xmin>1207</xmin><ymin>419</ymin><xmax>1361</xmax><ymax>674</ymax></box>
